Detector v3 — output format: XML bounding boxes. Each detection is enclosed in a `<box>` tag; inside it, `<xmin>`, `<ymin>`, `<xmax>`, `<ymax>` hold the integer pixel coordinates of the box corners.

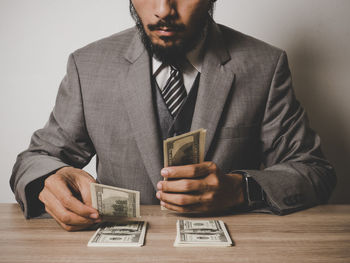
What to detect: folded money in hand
<box><xmin>162</xmin><ymin>129</ymin><xmax>206</xmax><ymax>210</ymax></box>
<box><xmin>174</xmin><ymin>220</ymin><xmax>233</xmax><ymax>247</ymax></box>
<box><xmin>163</xmin><ymin>128</ymin><xmax>206</xmax><ymax>167</ymax></box>
<box><xmin>90</xmin><ymin>183</ymin><xmax>140</xmax><ymax>218</ymax></box>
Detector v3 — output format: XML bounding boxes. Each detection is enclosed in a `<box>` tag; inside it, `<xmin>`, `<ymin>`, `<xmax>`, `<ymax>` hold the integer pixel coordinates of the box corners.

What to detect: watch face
<box><xmin>247</xmin><ymin>177</ymin><xmax>263</xmax><ymax>202</ymax></box>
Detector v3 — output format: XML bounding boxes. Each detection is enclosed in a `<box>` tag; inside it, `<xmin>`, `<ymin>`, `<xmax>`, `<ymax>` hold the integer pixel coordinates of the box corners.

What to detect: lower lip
<box><xmin>155</xmin><ymin>30</ymin><xmax>177</xmax><ymax>37</ymax></box>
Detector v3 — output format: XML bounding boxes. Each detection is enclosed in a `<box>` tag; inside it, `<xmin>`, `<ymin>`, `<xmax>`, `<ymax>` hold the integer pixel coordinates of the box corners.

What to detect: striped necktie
<box><xmin>159</xmin><ymin>65</ymin><xmax>187</xmax><ymax>117</ymax></box>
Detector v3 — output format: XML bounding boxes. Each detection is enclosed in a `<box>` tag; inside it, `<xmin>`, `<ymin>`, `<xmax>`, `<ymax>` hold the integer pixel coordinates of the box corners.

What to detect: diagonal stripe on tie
<box><xmin>156</xmin><ymin>65</ymin><xmax>187</xmax><ymax>117</ymax></box>
<box><xmin>162</xmin><ymin>71</ymin><xmax>181</xmax><ymax>97</ymax></box>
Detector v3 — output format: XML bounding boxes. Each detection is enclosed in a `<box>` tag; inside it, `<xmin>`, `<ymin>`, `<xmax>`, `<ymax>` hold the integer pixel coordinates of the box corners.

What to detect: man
<box><xmin>10</xmin><ymin>0</ymin><xmax>336</xmax><ymax>231</ymax></box>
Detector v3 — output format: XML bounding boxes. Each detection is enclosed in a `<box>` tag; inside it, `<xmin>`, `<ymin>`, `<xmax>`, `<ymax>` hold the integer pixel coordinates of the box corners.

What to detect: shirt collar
<box><xmin>185</xmin><ymin>33</ymin><xmax>205</xmax><ymax>73</ymax></box>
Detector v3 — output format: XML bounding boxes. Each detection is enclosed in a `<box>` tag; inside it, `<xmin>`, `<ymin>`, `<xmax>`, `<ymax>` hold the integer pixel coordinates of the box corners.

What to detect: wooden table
<box><xmin>0</xmin><ymin>204</ymin><xmax>349</xmax><ymax>263</ymax></box>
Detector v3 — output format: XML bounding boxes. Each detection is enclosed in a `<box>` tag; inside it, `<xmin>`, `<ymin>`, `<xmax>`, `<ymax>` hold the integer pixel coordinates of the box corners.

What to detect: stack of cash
<box><xmin>90</xmin><ymin>183</ymin><xmax>140</xmax><ymax>219</ymax></box>
<box><xmin>163</xmin><ymin>128</ymin><xmax>206</xmax><ymax>167</ymax></box>
<box><xmin>162</xmin><ymin>129</ymin><xmax>206</xmax><ymax>210</ymax></box>
<box><xmin>89</xmin><ymin>183</ymin><xmax>145</xmax><ymax>247</ymax></box>
<box><xmin>88</xmin><ymin>221</ymin><xmax>147</xmax><ymax>247</ymax></box>
<box><xmin>174</xmin><ymin>220</ymin><xmax>233</xmax><ymax>247</ymax></box>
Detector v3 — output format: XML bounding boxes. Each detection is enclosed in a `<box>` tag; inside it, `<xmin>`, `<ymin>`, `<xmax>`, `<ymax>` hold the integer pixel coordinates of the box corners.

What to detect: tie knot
<box><xmin>170</xmin><ymin>65</ymin><xmax>180</xmax><ymax>73</ymax></box>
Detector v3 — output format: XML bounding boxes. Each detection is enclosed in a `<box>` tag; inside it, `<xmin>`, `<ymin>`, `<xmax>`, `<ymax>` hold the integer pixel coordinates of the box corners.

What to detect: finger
<box><xmin>80</xmin><ymin>184</ymin><xmax>94</xmax><ymax>208</ymax></box>
<box><xmin>161</xmin><ymin>162</ymin><xmax>216</xmax><ymax>179</ymax></box>
<box><xmin>40</xmin><ymin>187</ymin><xmax>100</xmax><ymax>226</ymax></box>
<box><xmin>157</xmin><ymin>191</ymin><xmax>201</xmax><ymax>206</ymax></box>
<box><xmin>45</xmin><ymin>206</ymin><xmax>95</xmax><ymax>232</ymax></box>
<box><xmin>61</xmin><ymin>169</ymin><xmax>99</xmax><ymax>217</ymax></box>
<box><xmin>157</xmin><ymin>179</ymin><xmax>203</xmax><ymax>193</ymax></box>
<box><xmin>75</xmin><ymin>172</ymin><xmax>95</xmax><ymax>208</ymax></box>
<box><xmin>45</xmin><ymin>176</ymin><xmax>98</xmax><ymax>219</ymax></box>
<box><xmin>160</xmin><ymin>201</ymin><xmax>202</xmax><ymax>213</ymax></box>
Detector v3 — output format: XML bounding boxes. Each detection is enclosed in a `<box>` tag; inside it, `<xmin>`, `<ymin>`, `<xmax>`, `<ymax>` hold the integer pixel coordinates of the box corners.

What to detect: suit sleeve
<box><xmin>242</xmin><ymin>51</ymin><xmax>336</xmax><ymax>215</ymax></box>
<box><xmin>10</xmin><ymin>53</ymin><xmax>95</xmax><ymax>218</ymax></box>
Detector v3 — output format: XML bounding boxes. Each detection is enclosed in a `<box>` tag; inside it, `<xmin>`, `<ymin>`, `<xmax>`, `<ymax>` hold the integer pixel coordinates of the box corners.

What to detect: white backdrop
<box><xmin>1</xmin><ymin>0</ymin><xmax>349</xmax><ymax>203</ymax></box>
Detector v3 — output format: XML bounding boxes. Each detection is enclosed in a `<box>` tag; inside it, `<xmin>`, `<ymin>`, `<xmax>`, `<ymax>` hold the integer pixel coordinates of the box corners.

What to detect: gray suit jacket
<box><xmin>10</xmin><ymin>21</ymin><xmax>336</xmax><ymax>218</ymax></box>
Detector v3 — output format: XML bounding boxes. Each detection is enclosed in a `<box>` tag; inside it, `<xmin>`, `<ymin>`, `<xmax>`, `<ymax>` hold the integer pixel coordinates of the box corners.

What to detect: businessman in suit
<box><xmin>10</xmin><ymin>0</ymin><xmax>336</xmax><ymax>231</ymax></box>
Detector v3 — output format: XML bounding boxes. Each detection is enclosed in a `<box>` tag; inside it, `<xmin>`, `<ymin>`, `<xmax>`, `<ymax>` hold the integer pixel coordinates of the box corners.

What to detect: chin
<box><xmin>154</xmin><ymin>37</ymin><xmax>180</xmax><ymax>47</ymax></box>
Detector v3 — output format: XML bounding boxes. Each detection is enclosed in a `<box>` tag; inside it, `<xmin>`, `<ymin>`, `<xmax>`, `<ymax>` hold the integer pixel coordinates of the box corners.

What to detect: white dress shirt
<box><xmin>152</xmin><ymin>36</ymin><xmax>205</xmax><ymax>94</ymax></box>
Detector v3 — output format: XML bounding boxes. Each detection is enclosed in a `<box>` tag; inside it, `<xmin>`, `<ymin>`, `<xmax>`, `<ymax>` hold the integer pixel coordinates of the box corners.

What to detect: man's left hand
<box><xmin>156</xmin><ymin>162</ymin><xmax>245</xmax><ymax>213</ymax></box>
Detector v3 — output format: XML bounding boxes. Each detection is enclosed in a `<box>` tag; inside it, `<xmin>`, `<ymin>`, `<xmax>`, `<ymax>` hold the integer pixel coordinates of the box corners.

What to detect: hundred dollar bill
<box><xmin>87</xmin><ymin>221</ymin><xmax>147</xmax><ymax>247</ymax></box>
<box><xmin>174</xmin><ymin>220</ymin><xmax>233</xmax><ymax>247</ymax></box>
<box><xmin>162</xmin><ymin>129</ymin><xmax>206</xmax><ymax>210</ymax></box>
<box><xmin>163</xmin><ymin>128</ymin><xmax>206</xmax><ymax>167</ymax></box>
<box><xmin>91</xmin><ymin>183</ymin><xmax>140</xmax><ymax>218</ymax></box>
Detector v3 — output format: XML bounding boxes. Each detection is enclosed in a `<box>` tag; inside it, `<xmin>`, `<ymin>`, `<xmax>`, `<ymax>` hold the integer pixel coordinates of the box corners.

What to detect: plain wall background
<box><xmin>1</xmin><ymin>0</ymin><xmax>349</xmax><ymax>204</ymax></box>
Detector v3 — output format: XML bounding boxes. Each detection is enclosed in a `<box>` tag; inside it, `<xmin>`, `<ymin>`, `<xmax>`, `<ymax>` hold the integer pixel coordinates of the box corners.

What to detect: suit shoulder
<box><xmin>218</xmin><ymin>24</ymin><xmax>283</xmax><ymax>62</ymax></box>
<box><xmin>72</xmin><ymin>27</ymin><xmax>137</xmax><ymax>61</ymax></box>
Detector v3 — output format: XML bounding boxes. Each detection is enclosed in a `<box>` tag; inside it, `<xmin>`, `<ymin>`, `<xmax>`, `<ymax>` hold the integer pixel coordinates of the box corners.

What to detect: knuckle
<box><xmin>207</xmin><ymin>175</ymin><xmax>219</xmax><ymax>189</ymax></box>
<box><xmin>82</xmin><ymin>171</ymin><xmax>95</xmax><ymax>181</ymax></box>
<box><xmin>57</xmin><ymin>166</ymin><xmax>72</xmax><ymax>175</ymax></box>
<box><xmin>44</xmin><ymin>174</ymin><xmax>60</xmax><ymax>188</ymax></box>
<box><xmin>212</xmin><ymin>176</ymin><xmax>220</xmax><ymax>187</ymax></box>
<box><xmin>61</xmin><ymin>195</ymin><xmax>72</xmax><ymax>207</ymax></box>
<box><xmin>177</xmin><ymin>205</ymin><xmax>186</xmax><ymax>213</ymax></box>
<box><xmin>60</xmin><ymin>213</ymin><xmax>72</xmax><ymax>224</ymax></box>
<box><xmin>177</xmin><ymin>196</ymin><xmax>186</xmax><ymax>205</ymax></box>
<box><xmin>191</xmin><ymin>166</ymin><xmax>198</xmax><ymax>176</ymax></box>
<box><xmin>210</xmin><ymin>162</ymin><xmax>218</xmax><ymax>172</ymax></box>
<box><xmin>207</xmin><ymin>192</ymin><xmax>215</xmax><ymax>201</ymax></box>
<box><xmin>183</xmin><ymin>181</ymin><xmax>192</xmax><ymax>191</ymax></box>
<box><xmin>38</xmin><ymin>191</ymin><xmax>44</xmax><ymax>202</ymax></box>
<box><xmin>44</xmin><ymin>178</ymin><xmax>52</xmax><ymax>188</ymax></box>
<box><xmin>201</xmin><ymin>192</ymin><xmax>214</xmax><ymax>203</ymax></box>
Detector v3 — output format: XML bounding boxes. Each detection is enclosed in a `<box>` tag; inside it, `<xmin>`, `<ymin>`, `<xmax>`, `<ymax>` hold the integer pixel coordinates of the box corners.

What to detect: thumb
<box><xmin>77</xmin><ymin>172</ymin><xmax>96</xmax><ymax>208</ymax></box>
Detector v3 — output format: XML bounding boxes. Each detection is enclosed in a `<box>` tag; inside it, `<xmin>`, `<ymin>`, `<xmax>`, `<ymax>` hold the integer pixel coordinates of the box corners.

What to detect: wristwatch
<box><xmin>236</xmin><ymin>171</ymin><xmax>265</xmax><ymax>208</ymax></box>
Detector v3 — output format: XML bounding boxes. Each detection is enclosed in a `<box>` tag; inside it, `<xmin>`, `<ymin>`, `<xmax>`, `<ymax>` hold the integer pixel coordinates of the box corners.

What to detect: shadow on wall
<box><xmin>287</xmin><ymin>37</ymin><xmax>350</xmax><ymax>204</ymax></box>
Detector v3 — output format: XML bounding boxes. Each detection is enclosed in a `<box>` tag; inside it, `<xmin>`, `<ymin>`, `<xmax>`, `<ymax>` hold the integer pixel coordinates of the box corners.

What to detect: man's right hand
<box><xmin>39</xmin><ymin>167</ymin><xmax>101</xmax><ymax>231</ymax></box>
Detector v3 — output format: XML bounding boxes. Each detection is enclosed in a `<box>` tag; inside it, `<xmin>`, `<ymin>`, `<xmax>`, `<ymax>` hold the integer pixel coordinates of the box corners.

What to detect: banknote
<box><xmin>162</xmin><ymin>129</ymin><xmax>206</xmax><ymax>210</ymax></box>
<box><xmin>174</xmin><ymin>220</ymin><xmax>233</xmax><ymax>247</ymax></box>
<box><xmin>87</xmin><ymin>221</ymin><xmax>147</xmax><ymax>247</ymax></box>
<box><xmin>91</xmin><ymin>183</ymin><xmax>140</xmax><ymax>218</ymax></box>
<box><xmin>163</xmin><ymin>128</ymin><xmax>206</xmax><ymax>167</ymax></box>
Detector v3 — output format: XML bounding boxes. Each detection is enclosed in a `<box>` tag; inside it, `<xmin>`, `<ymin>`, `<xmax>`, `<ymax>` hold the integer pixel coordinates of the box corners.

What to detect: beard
<box><xmin>129</xmin><ymin>1</ymin><xmax>215</xmax><ymax>65</ymax></box>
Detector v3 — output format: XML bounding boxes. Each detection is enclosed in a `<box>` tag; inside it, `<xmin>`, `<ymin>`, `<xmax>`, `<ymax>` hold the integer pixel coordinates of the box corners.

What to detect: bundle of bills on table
<box><xmin>88</xmin><ymin>221</ymin><xmax>147</xmax><ymax>247</ymax></box>
<box><xmin>174</xmin><ymin>219</ymin><xmax>233</xmax><ymax>247</ymax></box>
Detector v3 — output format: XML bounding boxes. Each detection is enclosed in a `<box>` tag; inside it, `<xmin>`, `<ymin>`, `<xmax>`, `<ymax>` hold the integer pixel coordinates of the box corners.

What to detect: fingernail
<box><xmin>156</xmin><ymin>191</ymin><xmax>161</xmax><ymax>199</ymax></box>
<box><xmin>161</xmin><ymin>169</ymin><xmax>169</xmax><ymax>177</ymax></box>
<box><xmin>90</xmin><ymin>213</ymin><xmax>99</xmax><ymax>219</ymax></box>
<box><xmin>157</xmin><ymin>181</ymin><xmax>162</xmax><ymax>190</ymax></box>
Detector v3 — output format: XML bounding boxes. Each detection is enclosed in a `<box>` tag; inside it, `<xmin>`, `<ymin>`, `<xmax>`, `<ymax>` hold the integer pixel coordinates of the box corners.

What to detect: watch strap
<box><xmin>233</xmin><ymin>171</ymin><xmax>265</xmax><ymax>208</ymax></box>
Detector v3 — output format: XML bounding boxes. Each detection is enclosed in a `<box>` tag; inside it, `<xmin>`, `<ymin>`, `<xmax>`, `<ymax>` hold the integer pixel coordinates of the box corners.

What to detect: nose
<box><xmin>155</xmin><ymin>0</ymin><xmax>176</xmax><ymax>19</ymax></box>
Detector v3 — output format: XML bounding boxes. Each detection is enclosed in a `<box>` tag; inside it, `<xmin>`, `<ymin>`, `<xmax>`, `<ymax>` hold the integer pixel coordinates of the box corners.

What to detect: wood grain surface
<box><xmin>0</xmin><ymin>204</ymin><xmax>349</xmax><ymax>263</ymax></box>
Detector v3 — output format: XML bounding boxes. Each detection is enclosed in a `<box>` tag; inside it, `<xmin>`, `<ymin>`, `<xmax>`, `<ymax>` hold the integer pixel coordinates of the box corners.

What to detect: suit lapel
<box><xmin>119</xmin><ymin>32</ymin><xmax>162</xmax><ymax>190</ymax></box>
<box><xmin>191</xmin><ymin>22</ymin><xmax>235</xmax><ymax>158</ymax></box>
